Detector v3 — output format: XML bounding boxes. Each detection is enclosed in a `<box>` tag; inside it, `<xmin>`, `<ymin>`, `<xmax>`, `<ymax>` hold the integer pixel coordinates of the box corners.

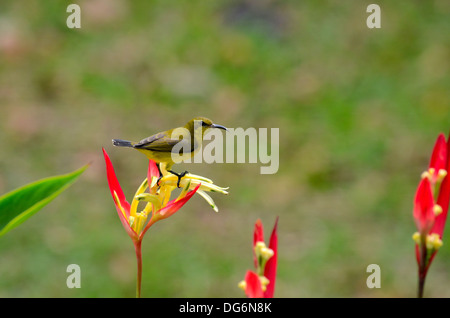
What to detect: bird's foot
<box><xmin>156</xmin><ymin>174</ymin><xmax>163</xmax><ymax>186</ymax></box>
<box><xmin>156</xmin><ymin>164</ymin><xmax>163</xmax><ymax>186</ymax></box>
<box><xmin>168</xmin><ymin>170</ymin><xmax>188</xmax><ymax>188</ymax></box>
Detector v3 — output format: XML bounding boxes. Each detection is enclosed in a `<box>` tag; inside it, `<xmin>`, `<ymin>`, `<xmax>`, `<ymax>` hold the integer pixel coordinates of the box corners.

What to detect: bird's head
<box><xmin>185</xmin><ymin>117</ymin><xmax>228</xmax><ymax>136</ymax></box>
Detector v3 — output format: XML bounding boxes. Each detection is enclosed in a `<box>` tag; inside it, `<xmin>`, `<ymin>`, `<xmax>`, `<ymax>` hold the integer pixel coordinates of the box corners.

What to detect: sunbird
<box><xmin>112</xmin><ymin>117</ymin><xmax>228</xmax><ymax>186</ymax></box>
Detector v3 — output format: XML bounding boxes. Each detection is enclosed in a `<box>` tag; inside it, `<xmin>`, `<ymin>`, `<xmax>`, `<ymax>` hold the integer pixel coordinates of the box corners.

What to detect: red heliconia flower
<box><xmin>103</xmin><ymin>148</ymin><xmax>199</xmax><ymax>243</ymax></box>
<box><xmin>241</xmin><ymin>217</ymin><xmax>278</xmax><ymax>298</ymax></box>
<box><xmin>413</xmin><ymin>132</ymin><xmax>450</xmax><ymax>298</ymax></box>
<box><xmin>103</xmin><ymin>148</ymin><xmax>200</xmax><ymax>297</ymax></box>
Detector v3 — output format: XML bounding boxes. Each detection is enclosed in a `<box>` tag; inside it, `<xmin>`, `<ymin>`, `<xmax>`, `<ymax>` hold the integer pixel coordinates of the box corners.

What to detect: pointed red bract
<box><xmin>264</xmin><ymin>217</ymin><xmax>278</xmax><ymax>298</ymax></box>
<box><xmin>429</xmin><ymin>133</ymin><xmax>447</xmax><ymax>179</ymax></box>
<box><xmin>155</xmin><ymin>184</ymin><xmax>200</xmax><ymax>220</ymax></box>
<box><xmin>103</xmin><ymin>148</ymin><xmax>137</xmax><ymax>239</ymax></box>
<box><xmin>431</xmin><ymin>133</ymin><xmax>450</xmax><ymax>238</ymax></box>
<box><xmin>253</xmin><ymin>219</ymin><xmax>264</xmax><ymax>268</ymax></box>
<box><xmin>103</xmin><ymin>148</ymin><xmax>131</xmax><ymax>216</ymax></box>
<box><xmin>147</xmin><ymin>159</ymin><xmax>160</xmax><ymax>184</ymax></box>
<box><xmin>254</xmin><ymin>219</ymin><xmax>264</xmax><ymax>244</ymax></box>
<box><xmin>413</xmin><ymin>178</ymin><xmax>435</xmax><ymax>235</ymax></box>
<box><xmin>244</xmin><ymin>270</ymin><xmax>264</xmax><ymax>298</ymax></box>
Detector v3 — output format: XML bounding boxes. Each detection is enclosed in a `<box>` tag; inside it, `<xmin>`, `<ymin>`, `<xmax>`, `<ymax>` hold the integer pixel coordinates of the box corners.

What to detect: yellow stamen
<box><xmin>428</xmin><ymin>168</ymin><xmax>436</xmax><ymax>177</ymax></box>
<box><xmin>254</xmin><ymin>241</ymin><xmax>266</xmax><ymax>256</ymax></box>
<box><xmin>438</xmin><ymin>169</ymin><xmax>448</xmax><ymax>182</ymax></box>
<box><xmin>426</xmin><ymin>233</ymin><xmax>443</xmax><ymax>251</ymax></box>
<box><xmin>238</xmin><ymin>280</ymin><xmax>246</xmax><ymax>291</ymax></box>
<box><xmin>259</xmin><ymin>276</ymin><xmax>270</xmax><ymax>292</ymax></box>
<box><xmin>260</xmin><ymin>247</ymin><xmax>274</xmax><ymax>260</ymax></box>
<box><xmin>412</xmin><ymin>232</ymin><xmax>421</xmax><ymax>244</ymax></box>
<box><xmin>433</xmin><ymin>204</ymin><xmax>443</xmax><ymax>216</ymax></box>
<box><xmin>421</xmin><ymin>171</ymin><xmax>430</xmax><ymax>180</ymax></box>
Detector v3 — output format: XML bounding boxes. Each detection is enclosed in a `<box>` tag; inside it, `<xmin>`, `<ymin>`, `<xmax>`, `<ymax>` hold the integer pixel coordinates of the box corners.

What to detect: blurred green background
<box><xmin>0</xmin><ymin>0</ymin><xmax>449</xmax><ymax>297</ymax></box>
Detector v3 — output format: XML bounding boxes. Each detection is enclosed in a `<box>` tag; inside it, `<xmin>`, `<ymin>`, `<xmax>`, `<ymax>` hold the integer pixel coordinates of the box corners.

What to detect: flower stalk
<box><xmin>134</xmin><ymin>239</ymin><xmax>142</xmax><ymax>298</ymax></box>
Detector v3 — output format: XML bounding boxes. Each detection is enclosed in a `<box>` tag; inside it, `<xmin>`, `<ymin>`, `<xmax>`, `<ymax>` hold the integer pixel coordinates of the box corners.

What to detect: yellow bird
<box><xmin>112</xmin><ymin>117</ymin><xmax>227</xmax><ymax>186</ymax></box>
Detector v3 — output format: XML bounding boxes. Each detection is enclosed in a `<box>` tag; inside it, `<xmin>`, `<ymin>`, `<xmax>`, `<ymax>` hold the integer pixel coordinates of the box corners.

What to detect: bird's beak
<box><xmin>211</xmin><ymin>124</ymin><xmax>228</xmax><ymax>131</ymax></box>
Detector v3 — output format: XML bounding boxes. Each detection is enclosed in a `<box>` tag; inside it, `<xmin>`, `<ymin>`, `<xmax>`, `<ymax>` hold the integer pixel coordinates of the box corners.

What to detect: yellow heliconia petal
<box><xmin>158</xmin><ymin>183</ymin><xmax>176</xmax><ymax>207</ymax></box>
<box><xmin>183</xmin><ymin>173</ymin><xmax>213</xmax><ymax>184</ymax></box>
<box><xmin>135</xmin><ymin>193</ymin><xmax>162</xmax><ymax>212</ymax></box>
<box><xmin>198</xmin><ymin>183</ymin><xmax>229</xmax><ymax>194</ymax></box>
<box><xmin>159</xmin><ymin>173</ymin><xmax>213</xmax><ymax>185</ymax></box>
<box><xmin>176</xmin><ymin>179</ymin><xmax>192</xmax><ymax>202</ymax></box>
<box><xmin>143</xmin><ymin>202</ymin><xmax>153</xmax><ymax>214</ymax></box>
<box><xmin>133</xmin><ymin>212</ymin><xmax>148</xmax><ymax>235</ymax></box>
<box><xmin>149</xmin><ymin>176</ymin><xmax>159</xmax><ymax>193</ymax></box>
<box><xmin>113</xmin><ymin>191</ymin><xmax>127</xmax><ymax>220</ymax></box>
<box><xmin>129</xmin><ymin>216</ymin><xmax>135</xmax><ymax>228</ymax></box>
<box><xmin>196</xmin><ymin>189</ymin><xmax>218</xmax><ymax>212</ymax></box>
<box><xmin>138</xmin><ymin>171</ymin><xmax>229</xmax><ymax>216</ymax></box>
<box><xmin>162</xmin><ymin>179</ymin><xmax>229</xmax><ymax>194</ymax></box>
<box><xmin>130</xmin><ymin>178</ymin><xmax>149</xmax><ymax>217</ymax></box>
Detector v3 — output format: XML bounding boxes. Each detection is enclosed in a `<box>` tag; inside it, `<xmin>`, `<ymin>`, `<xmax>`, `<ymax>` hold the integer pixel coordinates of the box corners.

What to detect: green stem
<box><xmin>134</xmin><ymin>240</ymin><xmax>143</xmax><ymax>298</ymax></box>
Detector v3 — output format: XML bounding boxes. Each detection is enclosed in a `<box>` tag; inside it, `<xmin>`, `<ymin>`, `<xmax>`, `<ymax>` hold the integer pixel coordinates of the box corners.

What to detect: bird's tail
<box><xmin>112</xmin><ymin>139</ymin><xmax>134</xmax><ymax>148</ymax></box>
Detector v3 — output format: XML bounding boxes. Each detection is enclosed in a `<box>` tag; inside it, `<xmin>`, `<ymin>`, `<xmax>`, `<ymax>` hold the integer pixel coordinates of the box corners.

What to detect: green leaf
<box><xmin>0</xmin><ymin>165</ymin><xmax>88</xmax><ymax>237</ymax></box>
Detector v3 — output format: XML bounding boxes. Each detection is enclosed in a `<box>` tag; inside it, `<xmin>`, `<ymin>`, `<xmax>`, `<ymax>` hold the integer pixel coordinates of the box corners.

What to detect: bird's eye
<box><xmin>201</xmin><ymin>121</ymin><xmax>209</xmax><ymax>127</ymax></box>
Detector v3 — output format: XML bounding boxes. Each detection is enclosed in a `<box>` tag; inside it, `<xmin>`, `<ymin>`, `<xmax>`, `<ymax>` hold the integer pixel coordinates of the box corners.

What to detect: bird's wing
<box><xmin>134</xmin><ymin>132</ymin><xmax>191</xmax><ymax>153</ymax></box>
